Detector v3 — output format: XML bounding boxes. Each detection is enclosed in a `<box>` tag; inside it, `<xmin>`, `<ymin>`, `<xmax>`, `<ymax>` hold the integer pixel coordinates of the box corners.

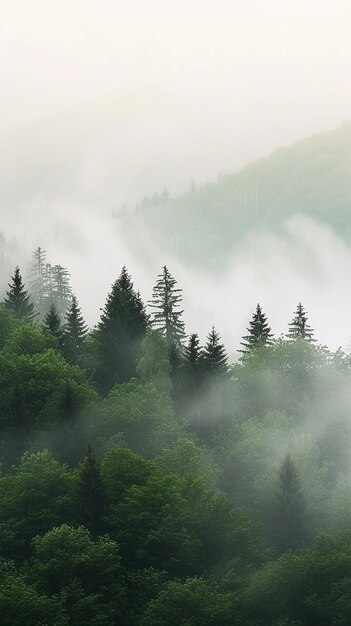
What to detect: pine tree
<box><xmin>202</xmin><ymin>326</ymin><xmax>228</xmax><ymax>375</ymax></box>
<box><xmin>148</xmin><ymin>266</ymin><xmax>186</xmax><ymax>352</ymax></box>
<box><xmin>45</xmin><ymin>262</ymin><xmax>54</xmax><ymax>304</ymax></box>
<box><xmin>51</xmin><ymin>264</ymin><xmax>72</xmax><ymax>319</ymax></box>
<box><xmin>287</xmin><ymin>302</ymin><xmax>315</xmax><ymax>341</ymax></box>
<box><xmin>184</xmin><ymin>333</ymin><xmax>202</xmax><ymax>368</ymax></box>
<box><xmin>75</xmin><ymin>444</ymin><xmax>105</xmax><ymax>536</ymax></box>
<box><xmin>181</xmin><ymin>332</ymin><xmax>204</xmax><ymax>398</ymax></box>
<box><xmin>30</xmin><ymin>246</ymin><xmax>48</xmax><ymax>317</ymax></box>
<box><xmin>4</xmin><ymin>267</ymin><xmax>35</xmax><ymax>321</ymax></box>
<box><xmin>239</xmin><ymin>303</ymin><xmax>274</xmax><ymax>354</ymax></box>
<box><xmin>270</xmin><ymin>454</ymin><xmax>309</xmax><ymax>552</ymax></box>
<box><xmin>43</xmin><ymin>303</ymin><xmax>62</xmax><ymax>345</ymax></box>
<box><xmin>95</xmin><ymin>266</ymin><xmax>149</xmax><ymax>394</ymax></box>
<box><xmin>63</xmin><ymin>295</ymin><xmax>88</xmax><ymax>364</ymax></box>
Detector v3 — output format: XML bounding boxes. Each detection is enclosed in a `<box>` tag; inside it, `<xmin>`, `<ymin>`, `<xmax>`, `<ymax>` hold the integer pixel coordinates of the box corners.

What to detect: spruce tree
<box><xmin>287</xmin><ymin>302</ymin><xmax>315</xmax><ymax>341</ymax></box>
<box><xmin>181</xmin><ymin>332</ymin><xmax>204</xmax><ymax>399</ymax></box>
<box><xmin>43</xmin><ymin>303</ymin><xmax>62</xmax><ymax>345</ymax></box>
<box><xmin>30</xmin><ymin>246</ymin><xmax>48</xmax><ymax>317</ymax></box>
<box><xmin>239</xmin><ymin>303</ymin><xmax>274</xmax><ymax>354</ymax></box>
<box><xmin>63</xmin><ymin>295</ymin><xmax>88</xmax><ymax>364</ymax></box>
<box><xmin>51</xmin><ymin>264</ymin><xmax>72</xmax><ymax>319</ymax></box>
<box><xmin>148</xmin><ymin>265</ymin><xmax>186</xmax><ymax>353</ymax></box>
<box><xmin>95</xmin><ymin>266</ymin><xmax>149</xmax><ymax>394</ymax></box>
<box><xmin>75</xmin><ymin>444</ymin><xmax>105</xmax><ymax>536</ymax></box>
<box><xmin>184</xmin><ymin>333</ymin><xmax>202</xmax><ymax>369</ymax></box>
<box><xmin>4</xmin><ymin>267</ymin><xmax>35</xmax><ymax>322</ymax></box>
<box><xmin>202</xmin><ymin>326</ymin><xmax>228</xmax><ymax>375</ymax></box>
<box><xmin>270</xmin><ymin>454</ymin><xmax>309</xmax><ymax>552</ymax></box>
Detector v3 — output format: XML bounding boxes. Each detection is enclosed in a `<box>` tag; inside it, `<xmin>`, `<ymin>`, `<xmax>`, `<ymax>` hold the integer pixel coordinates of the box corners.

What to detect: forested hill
<box><xmin>121</xmin><ymin>122</ymin><xmax>351</xmax><ymax>269</ymax></box>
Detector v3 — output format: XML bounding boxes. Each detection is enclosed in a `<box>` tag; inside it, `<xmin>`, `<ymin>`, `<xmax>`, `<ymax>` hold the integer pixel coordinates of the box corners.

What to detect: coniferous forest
<box><xmin>2</xmin><ymin>253</ymin><xmax>351</xmax><ymax>625</ymax></box>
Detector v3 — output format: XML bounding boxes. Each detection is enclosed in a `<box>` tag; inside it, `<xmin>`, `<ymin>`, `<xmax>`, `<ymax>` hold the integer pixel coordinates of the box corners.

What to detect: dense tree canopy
<box><xmin>1</xmin><ymin>260</ymin><xmax>351</xmax><ymax>625</ymax></box>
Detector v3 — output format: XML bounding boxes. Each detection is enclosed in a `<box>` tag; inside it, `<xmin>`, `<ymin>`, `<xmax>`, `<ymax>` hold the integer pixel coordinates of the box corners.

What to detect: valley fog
<box><xmin>1</xmin><ymin>206</ymin><xmax>351</xmax><ymax>353</ymax></box>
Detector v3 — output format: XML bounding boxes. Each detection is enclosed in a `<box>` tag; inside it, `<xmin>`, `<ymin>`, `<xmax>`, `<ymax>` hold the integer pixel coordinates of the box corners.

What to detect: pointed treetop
<box><xmin>4</xmin><ymin>267</ymin><xmax>35</xmax><ymax>322</ymax></box>
<box><xmin>202</xmin><ymin>325</ymin><xmax>228</xmax><ymax>375</ymax></box>
<box><xmin>184</xmin><ymin>333</ymin><xmax>202</xmax><ymax>367</ymax></box>
<box><xmin>239</xmin><ymin>303</ymin><xmax>274</xmax><ymax>354</ymax></box>
<box><xmin>63</xmin><ymin>295</ymin><xmax>88</xmax><ymax>364</ymax></box>
<box><xmin>148</xmin><ymin>265</ymin><xmax>186</xmax><ymax>349</ymax></box>
<box><xmin>287</xmin><ymin>302</ymin><xmax>315</xmax><ymax>342</ymax></box>
<box><xmin>95</xmin><ymin>266</ymin><xmax>148</xmax><ymax>393</ymax></box>
<box><xmin>43</xmin><ymin>303</ymin><xmax>62</xmax><ymax>342</ymax></box>
<box><xmin>30</xmin><ymin>247</ymin><xmax>48</xmax><ymax>318</ymax></box>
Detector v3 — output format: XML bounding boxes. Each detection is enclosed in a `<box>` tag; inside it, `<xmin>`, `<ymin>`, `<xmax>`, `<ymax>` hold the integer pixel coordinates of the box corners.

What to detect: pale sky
<box><xmin>1</xmin><ymin>1</ymin><xmax>351</xmax><ymax>349</ymax></box>
<box><xmin>1</xmin><ymin>0</ymin><xmax>351</xmax><ymax>203</ymax></box>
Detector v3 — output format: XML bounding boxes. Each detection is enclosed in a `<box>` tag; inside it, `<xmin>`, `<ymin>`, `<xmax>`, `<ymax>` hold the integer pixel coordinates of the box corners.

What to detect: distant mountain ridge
<box><xmin>121</xmin><ymin>122</ymin><xmax>351</xmax><ymax>270</ymax></box>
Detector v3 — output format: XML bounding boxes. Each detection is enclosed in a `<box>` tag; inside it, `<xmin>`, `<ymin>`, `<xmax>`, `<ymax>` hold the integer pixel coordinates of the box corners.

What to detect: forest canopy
<box><xmin>1</xmin><ymin>258</ymin><xmax>351</xmax><ymax>625</ymax></box>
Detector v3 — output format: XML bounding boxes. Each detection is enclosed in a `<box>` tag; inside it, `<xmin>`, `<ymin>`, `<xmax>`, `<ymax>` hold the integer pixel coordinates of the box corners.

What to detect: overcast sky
<box><xmin>1</xmin><ymin>1</ymin><xmax>351</xmax><ymax>349</ymax></box>
<box><xmin>1</xmin><ymin>0</ymin><xmax>351</xmax><ymax>204</ymax></box>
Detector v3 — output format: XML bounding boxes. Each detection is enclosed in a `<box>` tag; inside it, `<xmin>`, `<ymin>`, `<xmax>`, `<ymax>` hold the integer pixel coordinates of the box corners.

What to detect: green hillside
<box><xmin>121</xmin><ymin>122</ymin><xmax>351</xmax><ymax>270</ymax></box>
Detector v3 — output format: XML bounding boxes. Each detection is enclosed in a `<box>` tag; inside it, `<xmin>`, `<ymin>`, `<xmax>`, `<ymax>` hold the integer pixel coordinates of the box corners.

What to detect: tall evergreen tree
<box><xmin>51</xmin><ymin>264</ymin><xmax>72</xmax><ymax>319</ymax></box>
<box><xmin>75</xmin><ymin>444</ymin><xmax>105</xmax><ymax>536</ymax></box>
<box><xmin>239</xmin><ymin>303</ymin><xmax>274</xmax><ymax>354</ymax></box>
<box><xmin>95</xmin><ymin>266</ymin><xmax>149</xmax><ymax>394</ymax></box>
<box><xmin>30</xmin><ymin>247</ymin><xmax>48</xmax><ymax>318</ymax></box>
<box><xmin>4</xmin><ymin>267</ymin><xmax>35</xmax><ymax>322</ymax></box>
<box><xmin>270</xmin><ymin>454</ymin><xmax>309</xmax><ymax>553</ymax></box>
<box><xmin>148</xmin><ymin>266</ymin><xmax>186</xmax><ymax>353</ymax></box>
<box><xmin>63</xmin><ymin>295</ymin><xmax>88</xmax><ymax>364</ymax></box>
<box><xmin>202</xmin><ymin>326</ymin><xmax>228</xmax><ymax>375</ymax></box>
<box><xmin>287</xmin><ymin>302</ymin><xmax>315</xmax><ymax>341</ymax></box>
<box><xmin>45</xmin><ymin>262</ymin><xmax>54</xmax><ymax>305</ymax></box>
<box><xmin>180</xmin><ymin>333</ymin><xmax>204</xmax><ymax>403</ymax></box>
<box><xmin>43</xmin><ymin>303</ymin><xmax>62</xmax><ymax>345</ymax></box>
<box><xmin>184</xmin><ymin>333</ymin><xmax>202</xmax><ymax>369</ymax></box>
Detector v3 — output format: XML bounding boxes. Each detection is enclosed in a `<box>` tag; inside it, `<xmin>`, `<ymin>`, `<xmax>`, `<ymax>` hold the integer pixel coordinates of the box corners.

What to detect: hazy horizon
<box><xmin>2</xmin><ymin>0</ymin><xmax>351</xmax><ymax>351</ymax></box>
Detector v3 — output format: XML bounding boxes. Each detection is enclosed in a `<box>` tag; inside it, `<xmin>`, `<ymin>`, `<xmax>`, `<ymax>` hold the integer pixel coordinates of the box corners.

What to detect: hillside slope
<box><xmin>121</xmin><ymin>123</ymin><xmax>351</xmax><ymax>270</ymax></box>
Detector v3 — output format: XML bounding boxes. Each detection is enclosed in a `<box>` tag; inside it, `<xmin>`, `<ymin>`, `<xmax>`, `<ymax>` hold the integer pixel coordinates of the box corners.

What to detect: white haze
<box><xmin>1</xmin><ymin>0</ymin><xmax>351</xmax><ymax>351</ymax></box>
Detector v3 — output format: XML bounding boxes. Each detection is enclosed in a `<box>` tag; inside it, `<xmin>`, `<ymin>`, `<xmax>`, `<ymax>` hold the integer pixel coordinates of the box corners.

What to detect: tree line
<box><xmin>2</xmin><ymin>250</ymin><xmax>351</xmax><ymax>625</ymax></box>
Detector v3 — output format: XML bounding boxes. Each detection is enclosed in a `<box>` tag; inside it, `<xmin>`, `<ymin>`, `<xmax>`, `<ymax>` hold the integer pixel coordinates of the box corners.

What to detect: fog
<box><xmin>2</xmin><ymin>0</ymin><xmax>351</xmax><ymax>351</ymax></box>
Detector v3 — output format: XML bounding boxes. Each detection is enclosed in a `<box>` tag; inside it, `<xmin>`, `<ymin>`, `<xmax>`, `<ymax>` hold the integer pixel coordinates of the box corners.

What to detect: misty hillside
<box><xmin>122</xmin><ymin>123</ymin><xmax>351</xmax><ymax>269</ymax></box>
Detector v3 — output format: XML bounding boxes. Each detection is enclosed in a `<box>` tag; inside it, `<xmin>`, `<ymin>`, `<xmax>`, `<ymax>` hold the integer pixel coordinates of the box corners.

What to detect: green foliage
<box><xmin>3</xmin><ymin>323</ymin><xmax>57</xmax><ymax>356</ymax></box>
<box><xmin>202</xmin><ymin>325</ymin><xmax>228</xmax><ymax>375</ymax></box>
<box><xmin>30</xmin><ymin>247</ymin><xmax>49</xmax><ymax>319</ymax></box>
<box><xmin>136</xmin><ymin>330</ymin><xmax>172</xmax><ymax>393</ymax></box>
<box><xmin>0</xmin><ymin>559</ymin><xmax>66</xmax><ymax>626</ymax></box>
<box><xmin>148</xmin><ymin>265</ymin><xmax>186</xmax><ymax>351</ymax></box>
<box><xmin>62</xmin><ymin>295</ymin><xmax>88</xmax><ymax>364</ymax></box>
<box><xmin>0</xmin><ymin>348</ymin><xmax>92</xmax><ymax>438</ymax></box>
<box><xmin>4</xmin><ymin>267</ymin><xmax>35</xmax><ymax>322</ymax></box>
<box><xmin>110</xmin><ymin>471</ymin><xmax>261</xmax><ymax>577</ymax></box>
<box><xmin>232</xmin><ymin>338</ymin><xmax>333</xmax><ymax>419</ymax></box>
<box><xmin>242</xmin><ymin>533</ymin><xmax>351</xmax><ymax>626</ymax></box>
<box><xmin>287</xmin><ymin>302</ymin><xmax>315</xmax><ymax>341</ymax></box>
<box><xmin>74</xmin><ymin>445</ymin><xmax>105</xmax><ymax>536</ymax></box>
<box><xmin>122</xmin><ymin>123</ymin><xmax>351</xmax><ymax>271</ymax></box>
<box><xmin>96</xmin><ymin>379</ymin><xmax>177</xmax><ymax>456</ymax></box>
<box><xmin>0</xmin><ymin>304</ymin><xmax>18</xmax><ymax>348</ymax></box>
<box><xmin>101</xmin><ymin>447</ymin><xmax>154</xmax><ymax>506</ymax></box>
<box><xmin>2</xmin><ymin>249</ymin><xmax>351</xmax><ymax>624</ymax></box>
<box><xmin>31</xmin><ymin>524</ymin><xmax>125</xmax><ymax>624</ymax></box>
<box><xmin>0</xmin><ymin>451</ymin><xmax>74</xmax><ymax>556</ymax></box>
<box><xmin>269</xmin><ymin>454</ymin><xmax>310</xmax><ymax>553</ymax></box>
<box><xmin>43</xmin><ymin>303</ymin><xmax>63</xmax><ymax>345</ymax></box>
<box><xmin>140</xmin><ymin>577</ymin><xmax>237</xmax><ymax>626</ymax></box>
<box><xmin>95</xmin><ymin>266</ymin><xmax>148</xmax><ymax>394</ymax></box>
<box><xmin>155</xmin><ymin>438</ymin><xmax>220</xmax><ymax>488</ymax></box>
<box><xmin>239</xmin><ymin>303</ymin><xmax>274</xmax><ymax>355</ymax></box>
